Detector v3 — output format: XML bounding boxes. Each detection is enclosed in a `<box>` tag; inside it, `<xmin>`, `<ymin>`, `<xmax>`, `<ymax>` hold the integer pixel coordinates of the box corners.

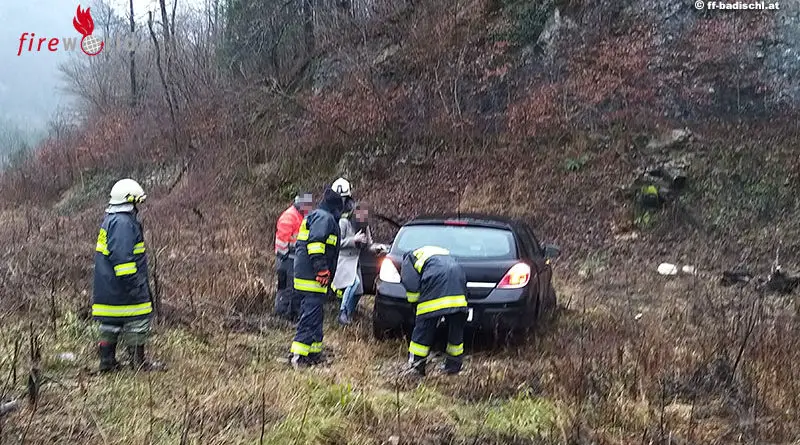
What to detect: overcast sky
<box><xmin>1</xmin><ymin>0</ymin><xmax>202</xmax><ymax>132</ymax></box>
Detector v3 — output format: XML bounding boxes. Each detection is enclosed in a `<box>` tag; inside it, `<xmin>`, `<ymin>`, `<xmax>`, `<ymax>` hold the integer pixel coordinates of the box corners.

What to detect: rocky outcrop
<box><xmin>524</xmin><ymin>0</ymin><xmax>800</xmax><ymax>121</ymax></box>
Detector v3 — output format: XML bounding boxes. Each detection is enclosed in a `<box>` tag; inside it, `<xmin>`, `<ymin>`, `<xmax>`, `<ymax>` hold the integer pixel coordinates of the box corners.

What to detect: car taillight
<box><xmin>497</xmin><ymin>263</ymin><xmax>531</xmax><ymax>289</ymax></box>
<box><xmin>379</xmin><ymin>258</ymin><xmax>401</xmax><ymax>283</ymax></box>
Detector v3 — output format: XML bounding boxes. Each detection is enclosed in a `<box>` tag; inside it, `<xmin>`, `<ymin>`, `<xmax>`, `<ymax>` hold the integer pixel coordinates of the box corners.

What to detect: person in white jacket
<box><xmin>332</xmin><ymin>200</ymin><xmax>373</xmax><ymax>325</ymax></box>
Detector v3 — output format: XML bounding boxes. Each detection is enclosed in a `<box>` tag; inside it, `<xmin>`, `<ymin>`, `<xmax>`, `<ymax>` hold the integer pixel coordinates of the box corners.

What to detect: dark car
<box><xmin>357</xmin><ymin>213</ymin><xmax>403</xmax><ymax>295</ymax></box>
<box><xmin>371</xmin><ymin>214</ymin><xmax>560</xmax><ymax>340</ymax></box>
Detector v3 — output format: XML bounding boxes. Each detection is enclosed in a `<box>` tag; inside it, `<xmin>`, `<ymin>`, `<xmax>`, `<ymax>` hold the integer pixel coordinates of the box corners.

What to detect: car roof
<box><xmin>404</xmin><ymin>213</ymin><xmax>527</xmax><ymax>231</ymax></box>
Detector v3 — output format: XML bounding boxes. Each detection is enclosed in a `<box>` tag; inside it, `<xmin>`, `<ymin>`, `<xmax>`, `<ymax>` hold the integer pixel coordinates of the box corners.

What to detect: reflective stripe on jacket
<box><xmin>293</xmin><ymin>208</ymin><xmax>341</xmax><ymax>294</ymax></box>
<box><xmin>401</xmin><ymin>246</ymin><xmax>468</xmax><ymax>320</ymax></box>
<box><xmin>275</xmin><ymin>205</ymin><xmax>304</xmax><ymax>255</ymax></box>
<box><xmin>92</xmin><ymin>211</ymin><xmax>152</xmax><ymax>323</ymax></box>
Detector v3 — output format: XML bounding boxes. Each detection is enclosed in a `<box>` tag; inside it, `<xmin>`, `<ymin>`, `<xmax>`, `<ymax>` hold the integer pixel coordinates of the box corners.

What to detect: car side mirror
<box><xmin>543</xmin><ymin>244</ymin><xmax>561</xmax><ymax>260</ymax></box>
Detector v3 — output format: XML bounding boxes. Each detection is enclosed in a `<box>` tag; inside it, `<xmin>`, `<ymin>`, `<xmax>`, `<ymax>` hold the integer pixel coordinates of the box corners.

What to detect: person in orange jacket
<box><xmin>274</xmin><ymin>192</ymin><xmax>314</xmax><ymax>321</ymax></box>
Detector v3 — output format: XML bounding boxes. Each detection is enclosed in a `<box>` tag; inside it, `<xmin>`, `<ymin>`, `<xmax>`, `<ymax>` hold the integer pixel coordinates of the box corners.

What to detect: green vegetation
<box><xmin>564</xmin><ymin>154</ymin><xmax>590</xmax><ymax>172</ymax></box>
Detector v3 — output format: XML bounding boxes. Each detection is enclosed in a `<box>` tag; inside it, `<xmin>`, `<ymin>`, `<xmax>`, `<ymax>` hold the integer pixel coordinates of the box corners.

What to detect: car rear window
<box><xmin>392</xmin><ymin>225</ymin><xmax>517</xmax><ymax>260</ymax></box>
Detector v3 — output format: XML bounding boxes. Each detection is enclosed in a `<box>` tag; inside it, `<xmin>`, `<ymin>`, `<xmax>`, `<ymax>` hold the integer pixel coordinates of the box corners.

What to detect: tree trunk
<box><xmin>159</xmin><ymin>0</ymin><xmax>180</xmax><ymax>113</ymax></box>
<box><xmin>148</xmin><ymin>11</ymin><xmax>179</xmax><ymax>152</ymax></box>
<box><xmin>159</xmin><ymin>0</ymin><xmax>171</xmax><ymax>46</ymax></box>
<box><xmin>303</xmin><ymin>0</ymin><xmax>315</xmax><ymax>56</ymax></box>
<box><xmin>129</xmin><ymin>0</ymin><xmax>137</xmax><ymax>108</ymax></box>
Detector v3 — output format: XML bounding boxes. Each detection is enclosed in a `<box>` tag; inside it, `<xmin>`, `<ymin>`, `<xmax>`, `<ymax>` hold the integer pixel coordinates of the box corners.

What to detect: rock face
<box><xmin>646</xmin><ymin>128</ymin><xmax>692</xmax><ymax>152</ymax></box>
<box><xmin>530</xmin><ymin>0</ymin><xmax>800</xmax><ymax>119</ymax></box>
<box><xmin>312</xmin><ymin>56</ymin><xmax>345</xmax><ymax>95</ymax></box>
<box><xmin>373</xmin><ymin>44</ymin><xmax>401</xmax><ymax>66</ymax></box>
<box><xmin>764</xmin><ymin>1</ymin><xmax>800</xmax><ymax>106</ymax></box>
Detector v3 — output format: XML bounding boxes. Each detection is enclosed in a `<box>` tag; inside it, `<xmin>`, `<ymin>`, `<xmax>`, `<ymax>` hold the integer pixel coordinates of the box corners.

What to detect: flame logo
<box><xmin>73</xmin><ymin>5</ymin><xmax>94</xmax><ymax>37</ymax></box>
<box><xmin>72</xmin><ymin>5</ymin><xmax>103</xmax><ymax>56</ymax></box>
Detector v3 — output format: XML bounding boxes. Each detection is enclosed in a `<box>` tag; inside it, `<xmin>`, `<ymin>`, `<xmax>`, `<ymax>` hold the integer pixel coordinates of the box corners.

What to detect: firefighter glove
<box><xmin>316</xmin><ymin>270</ymin><xmax>331</xmax><ymax>286</ymax></box>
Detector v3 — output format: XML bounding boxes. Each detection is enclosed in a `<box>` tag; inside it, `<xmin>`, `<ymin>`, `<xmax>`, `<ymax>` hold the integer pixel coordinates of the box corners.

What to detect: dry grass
<box><xmin>0</xmin><ymin>303</ymin><xmax>565</xmax><ymax>445</ymax></box>
<box><xmin>3</xmin><ymin>120</ymin><xmax>800</xmax><ymax>443</ymax></box>
<box><xmin>2</xmin><ymin>262</ymin><xmax>800</xmax><ymax>444</ymax></box>
<box><xmin>3</xmin><ymin>118</ymin><xmax>800</xmax><ymax>444</ymax></box>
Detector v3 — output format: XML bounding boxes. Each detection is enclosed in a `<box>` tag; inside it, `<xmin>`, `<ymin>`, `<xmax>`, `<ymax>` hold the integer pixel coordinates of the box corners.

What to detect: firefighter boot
<box><xmin>440</xmin><ymin>356</ymin><xmax>463</xmax><ymax>375</ymax></box>
<box><xmin>290</xmin><ymin>353</ymin><xmax>312</xmax><ymax>370</ymax></box>
<box><xmin>98</xmin><ymin>341</ymin><xmax>120</xmax><ymax>373</ymax></box>
<box><xmin>308</xmin><ymin>352</ymin><xmax>326</xmax><ymax>366</ymax></box>
<box><xmin>129</xmin><ymin>345</ymin><xmax>166</xmax><ymax>372</ymax></box>
<box><xmin>400</xmin><ymin>353</ymin><xmax>426</xmax><ymax>378</ymax></box>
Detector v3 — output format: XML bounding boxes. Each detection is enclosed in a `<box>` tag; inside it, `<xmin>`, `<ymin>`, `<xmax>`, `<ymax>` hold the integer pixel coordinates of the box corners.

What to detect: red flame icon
<box><xmin>73</xmin><ymin>5</ymin><xmax>94</xmax><ymax>36</ymax></box>
<box><xmin>73</xmin><ymin>5</ymin><xmax>103</xmax><ymax>56</ymax></box>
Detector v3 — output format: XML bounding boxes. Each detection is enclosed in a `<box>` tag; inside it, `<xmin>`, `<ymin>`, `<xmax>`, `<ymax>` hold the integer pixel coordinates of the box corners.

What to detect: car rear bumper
<box><xmin>375</xmin><ymin>282</ymin><xmax>530</xmax><ymax>331</ymax></box>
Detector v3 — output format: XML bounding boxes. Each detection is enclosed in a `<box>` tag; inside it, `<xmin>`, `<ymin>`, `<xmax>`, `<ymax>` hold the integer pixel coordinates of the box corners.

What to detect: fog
<box><xmin>0</xmin><ymin>0</ymin><xmax>78</xmax><ymax>133</ymax></box>
<box><xmin>1</xmin><ymin>0</ymin><xmax>202</xmax><ymax>136</ymax></box>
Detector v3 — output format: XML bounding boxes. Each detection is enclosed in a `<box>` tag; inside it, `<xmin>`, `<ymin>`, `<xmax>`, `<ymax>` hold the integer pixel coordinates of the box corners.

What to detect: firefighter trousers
<box><xmin>290</xmin><ymin>291</ymin><xmax>325</xmax><ymax>358</ymax></box>
<box><xmin>274</xmin><ymin>255</ymin><xmax>301</xmax><ymax>321</ymax></box>
<box><xmin>98</xmin><ymin>317</ymin><xmax>151</xmax><ymax>346</ymax></box>
<box><xmin>408</xmin><ymin>311</ymin><xmax>466</xmax><ymax>370</ymax></box>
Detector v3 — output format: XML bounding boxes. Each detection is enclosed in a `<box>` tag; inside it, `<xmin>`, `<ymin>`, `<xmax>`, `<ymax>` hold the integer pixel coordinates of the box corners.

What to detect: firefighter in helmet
<box><xmin>400</xmin><ymin>246</ymin><xmax>468</xmax><ymax>377</ymax></box>
<box><xmin>93</xmin><ymin>179</ymin><xmax>162</xmax><ymax>372</ymax></box>
<box><xmin>289</xmin><ymin>181</ymin><xmax>346</xmax><ymax>368</ymax></box>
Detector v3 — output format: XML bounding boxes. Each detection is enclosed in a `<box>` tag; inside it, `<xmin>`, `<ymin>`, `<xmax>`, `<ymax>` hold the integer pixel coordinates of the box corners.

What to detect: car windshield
<box><xmin>391</xmin><ymin>224</ymin><xmax>517</xmax><ymax>260</ymax></box>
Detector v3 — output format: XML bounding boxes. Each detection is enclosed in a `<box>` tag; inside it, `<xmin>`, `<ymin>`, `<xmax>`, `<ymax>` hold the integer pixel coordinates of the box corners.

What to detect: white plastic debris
<box><xmin>681</xmin><ymin>265</ymin><xmax>696</xmax><ymax>275</ymax></box>
<box><xmin>56</xmin><ymin>352</ymin><xmax>77</xmax><ymax>362</ymax></box>
<box><xmin>0</xmin><ymin>400</ymin><xmax>20</xmax><ymax>416</ymax></box>
<box><xmin>658</xmin><ymin>263</ymin><xmax>678</xmax><ymax>275</ymax></box>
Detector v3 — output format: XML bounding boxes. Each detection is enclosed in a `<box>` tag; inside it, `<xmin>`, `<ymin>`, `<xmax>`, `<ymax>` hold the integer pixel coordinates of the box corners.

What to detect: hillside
<box><xmin>1</xmin><ymin>0</ymin><xmax>800</xmax><ymax>443</ymax></box>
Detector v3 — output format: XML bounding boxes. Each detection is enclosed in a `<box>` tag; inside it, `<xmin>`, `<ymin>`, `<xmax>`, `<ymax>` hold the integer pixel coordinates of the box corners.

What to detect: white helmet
<box><xmin>109</xmin><ymin>178</ymin><xmax>146</xmax><ymax>205</ymax></box>
<box><xmin>331</xmin><ymin>177</ymin><xmax>351</xmax><ymax>197</ymax></box>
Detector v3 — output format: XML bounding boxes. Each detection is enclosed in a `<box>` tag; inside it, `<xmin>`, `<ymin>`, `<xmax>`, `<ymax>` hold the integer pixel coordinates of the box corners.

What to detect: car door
<box><xmin>512</xmin><ymin>226</ymin><xmax>539</xmax><ymax>308</ymax></box>
<box><xmin>359</xmin><ymin>213</ymin><xmax>402</xmax><ymax>294</ymax></box>
<box><xmin>521</xmin><ymin>224</ymin><xmax>551</xmax><ymax>316</ymax></box>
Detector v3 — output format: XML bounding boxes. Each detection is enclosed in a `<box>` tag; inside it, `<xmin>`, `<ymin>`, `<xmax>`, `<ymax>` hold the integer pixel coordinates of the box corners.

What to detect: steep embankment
<box><xmin>2</xmin><ymin>1</ymin><xmax>800</xmax><ymax>444</ymax></box>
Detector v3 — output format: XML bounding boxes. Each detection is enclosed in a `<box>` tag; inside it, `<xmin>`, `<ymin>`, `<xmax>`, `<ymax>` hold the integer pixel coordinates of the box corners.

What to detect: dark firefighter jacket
<box><xmin>93</xmin><ymin>208</ymin><xmax>152</xmax><ymax>323</ymax></box>
<box><xmin>401</xmin><ymin>246</ymin><xmax>468</xmax><ymax>320</ymax></box>
<box><xmin>293</xmin><ymin>187</ymin><xmax>344</xmax><ymax>294</ymax></box>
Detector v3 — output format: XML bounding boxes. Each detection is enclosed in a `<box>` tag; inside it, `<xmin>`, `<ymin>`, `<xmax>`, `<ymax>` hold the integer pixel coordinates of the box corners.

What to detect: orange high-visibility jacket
<box><xmin>275</xmin><ymin>205</ymin><xmax>304</xmax><ymax>255</ymax></box>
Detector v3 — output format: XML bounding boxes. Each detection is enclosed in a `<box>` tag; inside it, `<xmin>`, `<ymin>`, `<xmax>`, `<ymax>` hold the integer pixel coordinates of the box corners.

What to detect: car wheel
<box><xmin>541</xmin><ymin>287</ymin><xmax>557</xmax><ymax>322</ymax></box>
<box><xmin>372</xmin><ymin>308</ymin><xmax>397</xmax><ymax>341</ymax></box>
<box><xmin>531</xmin><ymin>291</ymin><xmax>542</xmax><ymax>325</ymax></box>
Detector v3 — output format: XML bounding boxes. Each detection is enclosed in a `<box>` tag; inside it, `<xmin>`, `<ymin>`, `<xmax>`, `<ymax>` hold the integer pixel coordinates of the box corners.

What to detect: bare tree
<box><xmin>159</xmin><ymin>0</ymin><xmax>180</xmax><ymax>113</ymax></box>
<box><xmin>129</xmin><ymin>0</ymin><xmax>137</xmax><ymax>107</ymax></box>
<box><xmin>148</xmin><ymin>10</ymin><xmax>179</xmax><ymax>151</ymax></box>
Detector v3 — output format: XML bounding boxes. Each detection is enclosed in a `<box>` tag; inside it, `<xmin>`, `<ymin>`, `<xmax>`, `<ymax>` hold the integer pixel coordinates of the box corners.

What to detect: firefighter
<box><xmin>400</xmin><ymin>246</ymin><xmax>468</xmax><ymax>377</ymax></box>
<box><xmin>273</xmin><ymin>192</ymin><xmax>314</xmax><ymax>321</ymax></box>
<box><xmin>93</xmin><ymin>179</ymin><xmax>162</xmax><ymax>372</ymax></box>
<box><xmin>289</xmin><ymin>184</ymin><xmax>345</xmax><ymax>368</ymax></box>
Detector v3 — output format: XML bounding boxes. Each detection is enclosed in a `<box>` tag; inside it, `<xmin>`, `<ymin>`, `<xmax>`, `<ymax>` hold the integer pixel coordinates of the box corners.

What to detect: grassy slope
<box><xmin>3</xmin><ymin>1</ymin><xmax>800</xmax><ymax>444</ymax></box>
